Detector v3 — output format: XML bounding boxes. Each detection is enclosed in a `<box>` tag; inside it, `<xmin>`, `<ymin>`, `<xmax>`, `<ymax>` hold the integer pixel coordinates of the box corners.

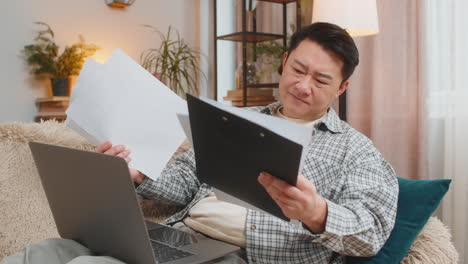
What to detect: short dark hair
<box><xmin>279</xmin><ymin>22</ymin><xmax>359</xmax><ymax>82</ymax></box>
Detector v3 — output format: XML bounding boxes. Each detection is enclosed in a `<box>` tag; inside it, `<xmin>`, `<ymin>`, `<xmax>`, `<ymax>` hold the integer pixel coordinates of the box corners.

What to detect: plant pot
<box><xmin>51</xmin><ymin>77</ymin><xmax>70</xmax><ymax>96</ymax></box>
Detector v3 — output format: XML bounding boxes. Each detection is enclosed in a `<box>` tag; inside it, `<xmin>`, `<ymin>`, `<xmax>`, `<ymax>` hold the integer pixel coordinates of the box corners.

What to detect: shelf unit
<box><xmin>213</xmin><ymin>0</ymin><xmax>300</xmax><ymax>107</ymax></box>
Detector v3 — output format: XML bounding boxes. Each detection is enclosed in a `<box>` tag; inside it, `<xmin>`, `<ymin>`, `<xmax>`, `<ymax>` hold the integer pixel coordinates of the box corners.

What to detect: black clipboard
<box><xmin>187</xmin><ymin>94</ymin><xmax>303</xmax><ymax>221</ymax></box>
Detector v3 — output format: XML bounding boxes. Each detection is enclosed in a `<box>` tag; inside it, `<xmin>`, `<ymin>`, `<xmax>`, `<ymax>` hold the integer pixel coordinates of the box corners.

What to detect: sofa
<box><xmin>0</xmin><ymin>120</ymin><xmax>459</xmax><ymax>263</ymax></box>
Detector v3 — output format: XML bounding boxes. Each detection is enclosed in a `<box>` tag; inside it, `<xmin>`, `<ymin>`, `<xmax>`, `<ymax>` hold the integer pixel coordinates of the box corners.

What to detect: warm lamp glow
<box><xmin>90</xmin><ymin>51</ymin><xmax>111</xmax><ymax>64</ymax></box>
<box><xmin>312</xmin><ymin>0</ymin><xmax>379</xmax><ymax>37</ymax></box>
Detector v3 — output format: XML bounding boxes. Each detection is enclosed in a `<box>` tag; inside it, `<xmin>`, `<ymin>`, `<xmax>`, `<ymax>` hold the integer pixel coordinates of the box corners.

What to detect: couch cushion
<box><xmin>0</xmin><ymin>121</ymin><xmax>183</xmax><ymax>258</ymax></box>
<box><xmin>348</xmin><ymin>177</ymin><xmax>451</xmax><ymax>264</ymax></box>
<box><xmin>401</xmin><ymin>217</ymin><xmax>458</xmax><ymax>264</ymax></box>
<box><xmin>0</xmin><ymin>121</ymin><xmax>97</xmax><ymax>258</ymax></box>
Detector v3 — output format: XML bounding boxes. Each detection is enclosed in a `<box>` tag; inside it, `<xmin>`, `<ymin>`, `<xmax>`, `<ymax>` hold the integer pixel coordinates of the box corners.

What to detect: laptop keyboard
<box><xmin>150</xmin><ymin>240</ymin><xmax>194</xmax><ymax>263</ymax></box>
<box><xmin>148</xmin><ymin>226</ymin><xmax>197</xmax><ymax>247</ymax></box>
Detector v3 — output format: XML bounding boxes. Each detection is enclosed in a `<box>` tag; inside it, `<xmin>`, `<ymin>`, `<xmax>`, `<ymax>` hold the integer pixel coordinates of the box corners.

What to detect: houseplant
<box><xmin>252</xmin><ymin>40</ymin><xmax>284</xmax><ymax>83</ymax></box>
<box><xmin>140</xmin><ymin>25</ymin><xmax>203</xmax><ymax>98</ymax></box>
<box><xmin>22</xmin><ymin>22</ymin><xmax>99</xmax><ymax>96</ymax></box>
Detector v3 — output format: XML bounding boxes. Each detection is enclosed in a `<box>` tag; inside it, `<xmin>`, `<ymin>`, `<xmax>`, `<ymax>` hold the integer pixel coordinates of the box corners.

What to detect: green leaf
<box><xmin>21</xmin><ymin>21</ymin><xmax>99</xmax><ymax>79</ymax></box>
<box><xmin>140</xmin><ymin>25</ymin><xmax>205</xmax><ymax>97</ymax></box>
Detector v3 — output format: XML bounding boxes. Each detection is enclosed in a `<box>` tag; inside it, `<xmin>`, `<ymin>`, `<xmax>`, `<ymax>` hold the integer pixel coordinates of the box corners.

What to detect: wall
<box><xmin>215</xmin><ymin>0</ymin><xmax>236</xmax><ymax>103</ymax></box>
<box><xmin>0</xmin><ymin>0</ymin><xmax>206</xmax><ymax>122</ymax></box>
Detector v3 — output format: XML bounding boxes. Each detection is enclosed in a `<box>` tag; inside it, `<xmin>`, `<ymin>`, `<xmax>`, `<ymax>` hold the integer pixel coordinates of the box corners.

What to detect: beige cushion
<box><xmin>184</xmin><ymin>194</ymin><xmax>247</xmax><ymax>248</ymax></box>
<box><xmin>401</xmin><ymin>217</ymin><xmax>459</xmax><ymax>264</ymax></box>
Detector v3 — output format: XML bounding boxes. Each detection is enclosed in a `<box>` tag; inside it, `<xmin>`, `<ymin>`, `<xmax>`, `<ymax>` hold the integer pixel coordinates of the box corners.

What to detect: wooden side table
<box><xmin>35</xmin><ymin>96</ymin><xmax>69</xmax><ymax>122</ymax></box>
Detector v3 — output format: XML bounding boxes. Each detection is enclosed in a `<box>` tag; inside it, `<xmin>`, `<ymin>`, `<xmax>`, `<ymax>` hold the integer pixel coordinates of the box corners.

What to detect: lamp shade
<box><xmin>312</xmin><ymin>0</ymin><xmax>379</xmax><ymax>36</ymax></box>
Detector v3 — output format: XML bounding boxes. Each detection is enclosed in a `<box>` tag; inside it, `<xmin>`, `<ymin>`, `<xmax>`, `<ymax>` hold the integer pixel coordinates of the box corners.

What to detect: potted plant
<box><xmin>21</xmin><ymin>22</ymin><xmax>99</xmax><ymax>96</ymax></box>
<box><xmin>252</xmin><ymin>40</ymin><xmax>284</xmax><ymax>83</ymax></box>
<box><xmin>140</xmin><ymin>25</ymin><xmax>204</xmax><ymax>98</ymax></box>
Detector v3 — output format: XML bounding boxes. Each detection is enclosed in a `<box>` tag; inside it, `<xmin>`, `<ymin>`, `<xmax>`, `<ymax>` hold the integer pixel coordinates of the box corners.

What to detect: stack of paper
<box><xmin>66</xmin><ymin>49</ymin><xmax>188</xmax><ymax>180</ymax></box>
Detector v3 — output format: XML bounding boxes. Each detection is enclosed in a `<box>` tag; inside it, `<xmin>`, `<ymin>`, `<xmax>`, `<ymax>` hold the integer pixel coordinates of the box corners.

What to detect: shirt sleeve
<box><xmin>135</xmin><ymin>148</ymin><xmax>201</xmax><ymax>207</ymax></box>
<box><xmin>245</xmin><ymin>146</ymin><xmax>399</xmax><ymax>261</ymax></box>
<box><xmin>314</xmin><ymin>154</ymin><xmax>399</xmax><ymax>256</ymax></box>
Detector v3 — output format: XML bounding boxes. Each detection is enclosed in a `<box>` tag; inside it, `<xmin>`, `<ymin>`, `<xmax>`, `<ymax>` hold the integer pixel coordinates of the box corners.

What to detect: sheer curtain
<box><xmin>424</xmin><ymin>0</ymin><xmax>468</xmax><ymax>262</ymax></box>
<box><xmin>347</xmin><ymin>0</ymin><xmax>427</xmax><ymax>180</ymax></box>
<box><xmin>347</xmin><ymin>0</ymin><xmax>467</xmax><ymax>259</ymax></box>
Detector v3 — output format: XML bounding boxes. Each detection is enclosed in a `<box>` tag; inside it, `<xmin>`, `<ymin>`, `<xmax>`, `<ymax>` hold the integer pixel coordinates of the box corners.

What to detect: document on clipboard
<box><xmin>180</xmin><ymin>94</ymin><xmax>312</xmax><ymax>221</ymax></box>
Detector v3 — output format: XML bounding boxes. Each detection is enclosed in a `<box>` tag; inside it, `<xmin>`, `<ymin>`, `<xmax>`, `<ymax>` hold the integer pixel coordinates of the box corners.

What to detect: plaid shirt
<box><xmin>136</xmin><ymin>103</ymin><xmax>398</xmax><ymax>264</ymax></box>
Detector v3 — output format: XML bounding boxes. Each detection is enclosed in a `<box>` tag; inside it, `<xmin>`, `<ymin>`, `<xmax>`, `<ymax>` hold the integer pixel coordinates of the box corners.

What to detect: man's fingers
<box><xmin>278</xmin><ymin>188</ymin><xmax>306</xmax><ymax>204</ymax></box>
<box><xmin>129</xmin><ymin>168</ymin><xmax>140</xmax><ymax>181</ymax></box>
<box><xmin>259</xmin><ymin>172</ymin><xmax>298</xmax><ymax>204</ymax></box>
<box><xmin>265</xmin><ymin>173</ymin><xmax>292</xmax><ymax>191</ymax></box>
<box><xmin>104</xmin><ymin>145</ymin><xmax>126</xmax><ymax>155</ymax></box>
<box><xmin>259</xmin><ymin>172</ymin><xmax>290</xmax><ymax>191</ymax></box>
<box><xmin>275</xmin><ymin>200</ymin><xmax>301</xmax><ymax>220</ymax></box>
<box><xmin>117</xmin><ymin>150</ymin><xmax>131</xmax><ymax>159</ymax></box>
<box><xmin>259</xmin><ymin>173</ymin><xmax>283</xmax><ymax>198</ymax></box>
<box><xmin>296</xmin><ymin>174</ymin><xmax>317</xmax><ymax>194</ymax></box>
<box><xmin>277</xmin><ymin>194</ymin><xmax>303</xmax><ymax>209</ymax></box>
<box><xmin>129</xmin><ymin>168</ymin><xmax>145</xmax><ymax>185</ymax></box>
<box><xmin>259</xmin><ymin>172</ymin><xmax>304</xmax><ymax>200</ymax></box>
<box><xmin>96</xmin><ymin>141</ymin><xmax>112</xmax><ymax>153</ymax></box>
<box><xmin>258</xmin><ymin>172</ymin><xmax>274</xmax><ymax>187</ymax></box>
<box><xmin>260</xmin><ymin>178</ymin><xmax>281</xmax><ymax>202</ymax></box>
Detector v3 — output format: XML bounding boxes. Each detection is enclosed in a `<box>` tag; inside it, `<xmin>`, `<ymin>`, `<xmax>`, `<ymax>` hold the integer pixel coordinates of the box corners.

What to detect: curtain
<box><xmin>346</xmin><ymin>0</ymin><xmax>427</xmax><ymax>180</ymax></box>
<box><xmin>423</xmin><ymin>0</ymin><xmax>468</xmax><ymax>262</ymax></box>
<box><xmin>348</xmin><ymin>0</ymin><xmax>467</xmax><ymax>261</ymax></box>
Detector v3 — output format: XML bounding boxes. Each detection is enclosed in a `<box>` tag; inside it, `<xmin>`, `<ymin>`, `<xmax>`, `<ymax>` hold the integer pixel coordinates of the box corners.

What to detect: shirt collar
<box><xmin>262</xmin><ymin>102</ymin><xmax>344</xmax><ymax>134</ymax></box>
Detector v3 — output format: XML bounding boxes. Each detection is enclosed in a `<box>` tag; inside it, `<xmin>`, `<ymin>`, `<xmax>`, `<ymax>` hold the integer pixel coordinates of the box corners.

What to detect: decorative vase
<box><xmin>51</xmin><ymin>77</ymin><xmax>70</xmax><ymax>96</ymax></box>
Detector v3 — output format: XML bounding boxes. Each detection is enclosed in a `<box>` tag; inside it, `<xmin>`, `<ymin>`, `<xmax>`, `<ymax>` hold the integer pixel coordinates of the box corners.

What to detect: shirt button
<box><xmin>250</xmin><ymin>225</ymin><xmax>256</xmax><ymax>230</ymax></box>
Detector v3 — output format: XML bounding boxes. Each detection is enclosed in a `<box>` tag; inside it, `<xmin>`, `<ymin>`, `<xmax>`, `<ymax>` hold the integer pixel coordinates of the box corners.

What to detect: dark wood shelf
<box><xmin>217</xmin><ymin>32</ymin><xmax>284</xmax><ymax>43</ymax></box>
<box><xmin>213</xmin><ymin>0</ymin><xmax>298</xmax><ymax>107</ymax></box>
<box><xmin>247</xmin><ymin>83</ymin><xmax>279</xmax><ymax>88</ymax></box>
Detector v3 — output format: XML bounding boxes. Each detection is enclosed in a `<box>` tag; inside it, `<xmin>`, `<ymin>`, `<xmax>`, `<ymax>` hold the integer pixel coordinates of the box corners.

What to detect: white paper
<box><xmin>176</xmin><ymin>113</ymin><xmax>193</xmax><ymax>146</ymax></box>
<box><xmin>66</xmin><ymin>49</ymin><xmax>188</xmax><ymax>180</ymax></box>
<box><xmin>66</xmin><ymin>117</ymin><xmax>100</xmax><ymax>145</ymax></box>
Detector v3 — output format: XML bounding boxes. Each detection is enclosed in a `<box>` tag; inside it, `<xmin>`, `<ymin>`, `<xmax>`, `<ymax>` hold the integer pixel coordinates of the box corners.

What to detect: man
<box><xmin>99</xmin><ymin>22</ymin><xmax>398</xmax><ymax>263</ymax></box>
<box><xmin>2</xmin><ymin>23</ymin><xmax>398</xmax><ymax>264</ymax></box>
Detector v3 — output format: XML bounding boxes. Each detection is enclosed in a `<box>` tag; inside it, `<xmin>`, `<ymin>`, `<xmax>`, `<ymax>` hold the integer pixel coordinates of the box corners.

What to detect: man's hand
<box><xmin>96</xmin><ymin>141</ymin><xmax>146</xmax><ymax>185</ymax></box>
<box><xmin>258</xmin><ymin>172</ymin><xmax>328</xmax><ymax>233</ymax></box>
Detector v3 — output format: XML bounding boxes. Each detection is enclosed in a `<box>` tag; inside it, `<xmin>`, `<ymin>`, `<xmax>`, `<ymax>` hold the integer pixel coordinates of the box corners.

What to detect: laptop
<box><xmin>29</xmin><ymin>142</ymin><xmax>239</xmax><ymax>264</ymax></box>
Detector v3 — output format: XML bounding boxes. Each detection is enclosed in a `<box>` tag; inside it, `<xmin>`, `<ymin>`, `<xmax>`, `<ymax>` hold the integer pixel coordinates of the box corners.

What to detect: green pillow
<box><xmin>347</xmin><ymin>177</ymin><xmax>451</xmax><ymax>264</ymax></box>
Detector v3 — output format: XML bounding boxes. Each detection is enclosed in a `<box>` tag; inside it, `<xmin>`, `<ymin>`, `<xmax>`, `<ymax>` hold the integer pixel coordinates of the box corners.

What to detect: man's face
<box><xmin>278</xmin><ymin>39</ymin><xmax>349</xmax><ymax>121</ymax></box>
